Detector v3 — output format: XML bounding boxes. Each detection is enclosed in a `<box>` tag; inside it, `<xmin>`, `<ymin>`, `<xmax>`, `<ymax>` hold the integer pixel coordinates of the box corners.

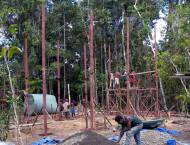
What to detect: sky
<box><xmin>0</xmin><ymin>29</ymin><xmax>5</xmax><ymax>45</ymax></box>
<box><xmin>152</xmin><ymin>11</ymin><xmax>167</xmax><ymax>42</ymax></box>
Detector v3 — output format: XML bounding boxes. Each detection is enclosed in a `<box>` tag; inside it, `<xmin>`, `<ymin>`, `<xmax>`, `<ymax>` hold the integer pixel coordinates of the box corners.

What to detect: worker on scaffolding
<box><xmin>114</xmin><ymin>72</ymin><xmax>120</xmax><ymax>88</ymax></box>
<box><xmin>129</xmin><ymin>71</ymin><xmax>137</xmax><ymax>88</ymax></box>
<box><xmin>114</xmin><ymin>115</ymin><xmax>143</xmax><ymax>145</ymax></box>
<box><xmin>120</xmin><ymin>71</ymin><xmax>128</xmax><ymax>87</ymax></box>
<box><xmin>109</xmin><ymin>72</ymin><xmax>115</xmax><ymax>88</ymax></box>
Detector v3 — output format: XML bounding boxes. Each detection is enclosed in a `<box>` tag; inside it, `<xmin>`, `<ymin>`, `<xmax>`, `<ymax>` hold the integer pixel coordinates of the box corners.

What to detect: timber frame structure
<box><xmin>106</xmin><ymin>17</ymin><xmax>161</xmax><ymax>118</ymax></box>
<box><xmin>82</xmin><ymin>15</ymin><xmax>163</xmax><ymax>129</ymax></box>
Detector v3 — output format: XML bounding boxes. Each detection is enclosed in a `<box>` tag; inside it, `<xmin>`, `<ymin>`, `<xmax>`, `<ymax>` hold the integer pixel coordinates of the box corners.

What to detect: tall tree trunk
<box><xmin>114</xmin><ymin>32</ymin><xmax>118</xmax><ymax>71</ymax></box>
<box><xmin>104</xmin><ymin>42</ymin><xmax>109</xmax><ymax>110</ymax></box>
<box><xmin>83</xmin><ymin>42</ymin><xmax>88</xmax><ymax>128</ymax></box>
<box><xmin>24</xmin><ymin>36</ymin><xmax>29</xmax><ymax>117</ymax></box>
<box><xmin>94</xmin><ymin>56</ymin><xmax>98</xmax><ymax>106</ymax></box>
<box><xmin>89</xmin><ymin>10</ymin><xmax>95</xmax><ymax>129</ymax></box>
<box><xmin>125</xmin><ymin>17</ymin><xmax>130</xmax><ymax>114</ymax></box>
<box><xmin>100</xmin><ymin>43</ymin><xmax>104</xmax><ymax>107</ymax></box>
<box><xmin>47</xmin><ymin>55</ymin><xmax>50</xmax><ymax>93</ymax></box>
<box><xmin>122</xmin><ymin>9</ymin><xmax>126</xmax><ymax>65</ymax></box>
<box><xmin>63</xmin><ymin>14</ymin><xmax>66</xmax><ymax>100</ymax></box>
<box><xmin>57</xmin><ymin>37</ymin><xmax>61</xmax><ymax>118</ymax></box>
<box><xmin>154</xmin><ymin>27</ymin><xmax>160</xmax><ymax>116</ymax></box>
<box><xmin>42</xmin><ymin>4</ymin><xmax>47</xmax><ymax>135</ymax></box>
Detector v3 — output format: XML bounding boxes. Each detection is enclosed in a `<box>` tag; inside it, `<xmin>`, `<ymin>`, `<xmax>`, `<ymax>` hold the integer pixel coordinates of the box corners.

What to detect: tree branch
<box><xmin>169</xmin><ymin>58</ymin><xmax>190</xmax><ymax>97</ymax></box>
<box><xmin>4</xmin><ymin>54</ymin><xmax>23</xmax><ymax>145</ymax></box>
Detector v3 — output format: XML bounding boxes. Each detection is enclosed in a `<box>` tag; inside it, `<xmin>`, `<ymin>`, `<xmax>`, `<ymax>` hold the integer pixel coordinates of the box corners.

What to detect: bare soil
<box><xmin>165</xmin><ymin>117</ymin><xmax>190</xmax><ymax>144</ymax></box>
<box><xmin>6</xmin><ymin>115</ymin><xmax>190</xmax><ymax>145</ymax></box>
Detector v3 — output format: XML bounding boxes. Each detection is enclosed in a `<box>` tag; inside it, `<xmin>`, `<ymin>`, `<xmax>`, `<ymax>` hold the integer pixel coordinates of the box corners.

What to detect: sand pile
<box><xmin>63</xmin><ymin>131</ymin><xmax>119</xmax><ymax>145</ymax></box>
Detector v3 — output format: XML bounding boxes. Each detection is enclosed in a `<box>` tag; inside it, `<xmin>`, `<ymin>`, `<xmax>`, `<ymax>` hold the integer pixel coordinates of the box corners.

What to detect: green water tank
<box><xmin>24</xmin><ymin>94</ymin><xmax>58</xmax><ymax>116</ymax></box>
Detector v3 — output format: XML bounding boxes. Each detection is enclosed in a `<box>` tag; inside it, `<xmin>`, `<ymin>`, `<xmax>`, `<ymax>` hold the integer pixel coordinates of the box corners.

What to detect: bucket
<box><xmin>167</xmin><ymin>139</ymin><xmax>176</xmax><ymax>145</ymax></box>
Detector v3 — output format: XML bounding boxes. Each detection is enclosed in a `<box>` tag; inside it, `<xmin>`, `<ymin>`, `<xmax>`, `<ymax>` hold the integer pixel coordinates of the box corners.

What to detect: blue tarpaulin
<box><xmin>155</xmin><ymin>127</ymin><xmax>181</xmax><ymax>136</ymax></box>
<box><xmin>167</xmin><ymin>139</ymin><xmax>176</xmax><ymax>145</ymax></box>
<box><xmin>108</xmin><ymin>136</ymin><xmax>119</xmax><ymax>142</ymax></box>
<box><xmin>32</xmin><ymin>137</ymin><xmax>61</xmax><ymax>145</ymax></box>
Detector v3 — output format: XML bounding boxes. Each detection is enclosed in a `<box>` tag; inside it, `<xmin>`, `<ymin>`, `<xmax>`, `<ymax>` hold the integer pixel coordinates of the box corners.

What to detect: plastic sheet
<box><xmin>155</xmin><ymin>127</ymin><xmax>181</xmax><ymax>136</ymax></box>
<box><xmin>32</xmin><ymin>137</ymin><xmax>61</xmax><ymax>145</ymax></box>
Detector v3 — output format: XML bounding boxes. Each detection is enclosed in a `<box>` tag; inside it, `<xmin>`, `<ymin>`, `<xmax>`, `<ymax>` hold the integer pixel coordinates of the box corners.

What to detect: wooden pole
<box><xmin>83</xmin><ymin>42</ymin><xmax>88</xmax><ymax>128</ymax></box>
<box><xmin>56</xmin><ymin>38</ymin><xmax>61</xmax><ymax>118</ymax></box>
<box><xmin>125</xmin><ymin>17</ymin><xmax>130</xmax><ymax>114</ymax></box>
<box><xmin>24</xmin><ymin>36</ymin><xmax>29</xmax><ymax>118</ymax></box>
<box><xmin>107</xmin><ymin>45</ymin><xmax>111</xmax><ymax>111</ymax></box>
<box><xmin>63</xmin><ymin>14</ymin><xmax>66</xmax><ymax>100</ymax></box>
<box><xmin>42</xmin><ymin>4</ymin><xmax>47</xmax><ymax>135</ymax></box>
<box><xmin>108</xmin><ymin>45</ymin><xmax>111</xmax><ymax>74</ymax></box>
<box><xmin>68</xmin><ymin>84</ymin><xmax>71</xmax><ymax>105</ymax></box>
<box><xmin>105</xmin><ymin>43</ymin><xmax>109</xmax><ymax>110</ymax></box>
<box><xmin>154</xmin><ymin>26</ymin><xmax>160</xmax><ymax>116</ymax></box>
<box><xmin>148</xmin><ymin>65</ymin><xmax>153</xmax><ymax>112</ymax></box>
<box><xmin>89</xmin><ymin>10</ymin><xmax>95</xmax><ymax>129</ymax></box>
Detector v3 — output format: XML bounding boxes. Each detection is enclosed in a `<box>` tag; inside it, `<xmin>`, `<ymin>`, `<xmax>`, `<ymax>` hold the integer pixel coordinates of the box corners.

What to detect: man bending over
<box><xmin>114</xmin><ymin>115</ymin><xmax>143</xmax><ymax>145</ymax></box>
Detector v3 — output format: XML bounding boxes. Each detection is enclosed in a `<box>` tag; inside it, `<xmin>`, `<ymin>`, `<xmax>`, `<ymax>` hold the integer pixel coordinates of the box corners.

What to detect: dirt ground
<box><xmin>7</xmin><ymin>114</ymin><xmax>190</xmax><ymax>145</ymax></box>
<box><xmin>164</xmin><ymin>117</ymin><xmax>190</xmax><ymax>144</ymax></box>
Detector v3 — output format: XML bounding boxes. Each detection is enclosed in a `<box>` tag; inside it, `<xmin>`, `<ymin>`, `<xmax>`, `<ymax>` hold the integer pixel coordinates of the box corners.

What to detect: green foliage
<box><xmin>7</xmin><ymin>95</ymin><xmax>20</xmax><ymax>105</ymax></box>
<box><xmin>1</xmin><ymin>48</ymin><xmax>6</xmax><ymax>58</ymax></box>
<box><xmin>1</xmin><ymin>46</ymin><xmax>21</xmax><ymax>60</ymax></box>
<box><xmin>7</xmin><ymin>46</ymin><xmax>22</xmax><ymax>60</ymax></box>
<box><xmin>176</xmin><ymin>94</ymin><xmax>190</xmax><ymax>103</ymax></box>
<box><xmin>0</xmin><ymin>110</ymin><xmax>10</xmax><ymax>141</ymax></box>
<box><xmin>158</xmin><ymin>1</ymin><xmax>190</xmax><ymax>110</ymax></box>
<box><xmin>8</xmin><ymin>24</ymin><xmax>18</xmax><ymax>36</ymax></box>
<box><xmin>28</xmin><ymin>78</ymin><xmax>42</xmax><ymax>93</ymax></box>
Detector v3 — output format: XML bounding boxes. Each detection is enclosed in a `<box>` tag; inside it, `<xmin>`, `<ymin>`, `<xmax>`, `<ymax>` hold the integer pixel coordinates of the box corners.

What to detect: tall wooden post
<box><xmin>108</xmin><ymin>45</ymin><xmax>111</xmax><ymax>74</ymax></box>
<box><xmin>42</xmin><ymin>4</ymin><xmax>47</xmax><ymax>135</ymax></box>
<box><xmin>148</xmin><ymin>65</ymin><xmax>153</xmax><ymax>112</ymax></box>
<box><xmin>24</xmin><ymin>36</ymin><xmax>29</xmax><ymax>117</ymax></box>
<box><xmin>105</xmin><ymin>44</ymin><xmax>110</xmax><ymax>110</ymax></box>
<box><xmin>57</xmin><ymin>38</ymin><xmax>61</xmax><ymax>118</ymax></box>
<box><xmin>107</xmin><ymin>45</ymin><xmax>111</xmax><ymax>110</ymax></box>
<box><xmin>154</xmin><ymin>27</ymin><xmax>160</xmax><ymax>116</ymax></box>
<box><xmin>125</xmin><ymin>17</ymin><xmax>130</xmax><ymax>114</ymax></box>
<box><xmin>89</xmin><ymin>10</ymin><xmax>95</xmax><ymax>129</ymax></box>
<box><xmin>63</xmin><ymin>14</ymin><xmax>66</xmax><ymax>100</ymax></box>
<box><xmin>83</xmin><ymin>42</ymin><xmax>88</xmax><ymax>128</ymax></box>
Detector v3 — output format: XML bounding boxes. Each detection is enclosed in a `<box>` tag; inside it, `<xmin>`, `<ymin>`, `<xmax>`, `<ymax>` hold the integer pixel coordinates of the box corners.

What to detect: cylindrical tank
<box><xmin>24</xmin><ymin>94</ymin><xmax>57</xmax><ymax>116</ymax></box>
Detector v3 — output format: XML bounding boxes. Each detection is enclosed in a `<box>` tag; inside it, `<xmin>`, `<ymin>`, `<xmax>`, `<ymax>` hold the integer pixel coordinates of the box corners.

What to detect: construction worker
<box><xmin>114</xmin><ymin>115</ymin><xmax>143</xmax><ymax>145</ymax></box>
<box><xmin>62</xmin><ymin>99</ymin><xmax>70</xmax><ymax>119</ymax></box>
<box><xmin>70</xmin><ymin>100</ymin><xmax>76</xmax><ymax>118</ymax></box>
<box><xmin>114</xmin><ymin>72</ymin><xmax>120</xmax><ymax>88</ymax></box>
<box><xmin>109</xmin><ymin>72</ymin><xmax>115</xmax><ymax>88</ymax></box>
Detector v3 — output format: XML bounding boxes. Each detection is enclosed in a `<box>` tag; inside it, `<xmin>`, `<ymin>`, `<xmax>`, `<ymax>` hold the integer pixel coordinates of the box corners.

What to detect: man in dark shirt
<box><xmin>114</xmin><ymin>115</ymin><xmax>143</xmax><ymax>145</ymax></box>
